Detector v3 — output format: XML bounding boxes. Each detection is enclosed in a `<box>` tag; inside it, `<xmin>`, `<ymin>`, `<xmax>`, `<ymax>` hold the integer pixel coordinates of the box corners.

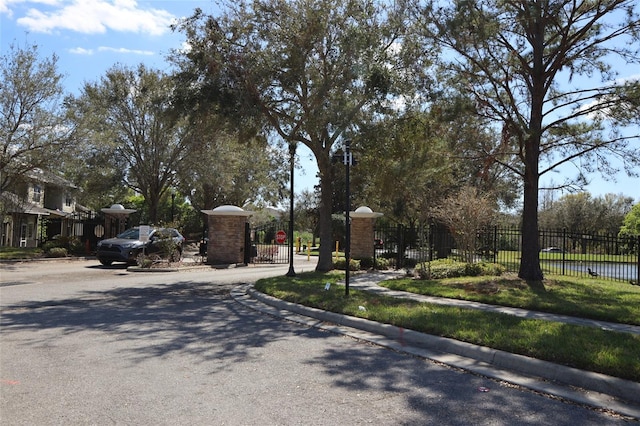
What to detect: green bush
<box><xmin>415</xmin><ymin>259</ymin><xmax>504</xmax><ymax>279</ymax></box>
<box><xmin>333</xmin><ymin>257</ymin><xmax>360</xmax><ymax>271</ymax></box>
<box><xmin>137</xmin><ymin>255</ymin><xmax>154</xmax><ymax>268</ymax></box>
<box><xmin>47</xmin><ymin>247</ymin><xmax>67</xmax><ymax>258</ymax></box>
<box><xmin>358</xmin><ymin>257</ymin><xmax>374</xmax><ymax>269</ymax></box>
<box><xmin>379</xmin><ymin>251</ymin><xmax>397</xmax><ymax>259</ymax></box>
<box><xmin>479</xmin><ymin>262</ymin><xmax>506</xmax><ymax>276</ymax></box>
<box><xmin>374</xmin><ymin>257</ymin><xmax>391</xmax><ymax>270</ymax></box>
<box><xmin>42</xmin><ymin>240</ymin><xmax>59</xmax><ymax>253</ymax></box>
<box><xmin>42</xmin><ymin>236</ymin><xmax>84</xmax><ymax>255</ymax></box>
<box><xmin>403</xmin><ymin>258</ymin><xmax>418</xmax><ymax>268</ymax></box>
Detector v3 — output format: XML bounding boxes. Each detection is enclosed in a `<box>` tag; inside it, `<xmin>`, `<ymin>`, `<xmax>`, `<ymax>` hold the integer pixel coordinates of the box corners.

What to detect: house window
<box><xmin>33</xmin><ymin>185</ymin><xmax>41</xmax><ymax>203</ymax></box>
<box><xmin>65</xmin><ymin>195</ymin><xmax>73</xmax><ymax>207</ymax></box>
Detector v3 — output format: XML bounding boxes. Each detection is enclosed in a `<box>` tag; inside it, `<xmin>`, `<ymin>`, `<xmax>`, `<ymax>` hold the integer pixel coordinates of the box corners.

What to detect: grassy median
<box><xmin>255</xmin><ymin>271</ymin><xmax>640</xmax><ymax>382</ymax></box>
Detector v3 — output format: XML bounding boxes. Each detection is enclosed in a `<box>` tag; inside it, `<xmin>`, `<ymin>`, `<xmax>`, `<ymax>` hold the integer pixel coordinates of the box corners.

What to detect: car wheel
<box><xmin>99</xmin><ymin>259</ymin><xmax>113</xmax><ymax>266</ymax></box>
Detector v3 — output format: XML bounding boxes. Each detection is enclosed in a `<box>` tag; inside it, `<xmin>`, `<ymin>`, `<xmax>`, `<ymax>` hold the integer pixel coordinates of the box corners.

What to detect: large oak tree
<box><xmin>172</xmin><ymin>0</ymin><xmax>420</xmax><ymax>271</ymax></box>
<box><xmin>68</xmin><ymin>64</ymin><xmax>192</xmax><ymax>223</ymax></box>
<box><xmin>414</xmin><ymin>0</ymin><xmax>640</xmax><ymax>280</ymax></box>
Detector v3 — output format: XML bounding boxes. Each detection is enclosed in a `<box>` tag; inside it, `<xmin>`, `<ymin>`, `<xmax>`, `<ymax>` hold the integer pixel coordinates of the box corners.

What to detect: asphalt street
<box><xmin>0</xmin><ymin>258</ymin><xmax>636</xmax><ymax>425</ymax></box>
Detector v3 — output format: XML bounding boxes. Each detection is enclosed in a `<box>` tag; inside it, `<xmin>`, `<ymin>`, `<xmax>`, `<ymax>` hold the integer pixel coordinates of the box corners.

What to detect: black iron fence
<box><xmin>374</xmin><ymin>224</ymin><xmax>640</xmax><ymax>283</ymax></box>
<box><xmin>41</xmin><ymin>210</ymin><xmax>104</xmax><ymax>254</ymax></box>
<box><xmin>250</xmin><ymin>221</ymin><xmax>291</xmax><ymax>264</ymax></box>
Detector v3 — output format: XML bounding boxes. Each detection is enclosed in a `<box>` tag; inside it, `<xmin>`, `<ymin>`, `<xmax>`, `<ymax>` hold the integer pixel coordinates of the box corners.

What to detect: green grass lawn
<box><xmin>255</xmin><ymin>271</ymin><xmax>640</xmax><ymax>382</ymax></box>
<box><xmin>0</xmin><ymin>247</ymin><xmax>44</xmax><ymax>260</ymax></box>
<box><xmin>380</xmin><ymin>274</ymin><xmax>640</xmax><ymax>325</ymax></box>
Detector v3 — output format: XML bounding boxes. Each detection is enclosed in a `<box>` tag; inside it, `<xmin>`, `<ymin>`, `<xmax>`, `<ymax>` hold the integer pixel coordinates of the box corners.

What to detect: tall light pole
<box><xmin>170</xmin><ymin>189</ymin><xmax>176</xmax><ymax>223</ymax></box>
<box><xmin>344</xmin><ymin>140</ymin><xmax>353</xmax><ymax>296</ymax></box>
<box><xmin>286</xmin><ymin>142</ymin><xmax>296</xmax><ymax>277</ymax></box>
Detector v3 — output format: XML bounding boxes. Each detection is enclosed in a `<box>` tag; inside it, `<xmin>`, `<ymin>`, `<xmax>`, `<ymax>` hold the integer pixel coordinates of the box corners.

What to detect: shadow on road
<box><xmin>1</xmin><ymin>280</ymin><xmax>623</xmax><ymax>424</ymax></box>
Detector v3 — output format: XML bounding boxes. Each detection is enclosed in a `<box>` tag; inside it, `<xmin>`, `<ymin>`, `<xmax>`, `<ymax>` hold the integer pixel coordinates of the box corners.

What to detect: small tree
<box><xmin>415</xmin><ymin>0</ymin><xmax>640</xmax><ymax>280</ymax></box>
<box><xmin>431</xmin><ymin>186</ymin><xmax>496</xmax><ymax>263</ymax></box>
<box><xmin>1</xmin><ymin>42</ymin><xmax>72</xmax><ymax>195</ymax></box>
<box><xmin>619</xmin><ymin>203</ymin><xmax>640</xmax><ymax>238</ymax></box>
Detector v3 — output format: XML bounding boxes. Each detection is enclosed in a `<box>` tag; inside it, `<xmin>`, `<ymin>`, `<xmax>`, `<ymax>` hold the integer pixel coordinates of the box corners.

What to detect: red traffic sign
<box><xmin>275</xmin><ymin>230</ymin><xmax>287</xmax><ymax>244</ymax></box>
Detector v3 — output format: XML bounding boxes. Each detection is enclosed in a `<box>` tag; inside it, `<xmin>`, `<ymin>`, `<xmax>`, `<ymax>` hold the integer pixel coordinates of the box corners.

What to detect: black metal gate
<box><xmin>374</xmin><ymin>223</ymin><xmax>455</xmax><ymax>269</ymax></box>
<box><xmin>248</xmin><ymin>221</ymin><xmax>291</xmax><ymax>264</ymax></box>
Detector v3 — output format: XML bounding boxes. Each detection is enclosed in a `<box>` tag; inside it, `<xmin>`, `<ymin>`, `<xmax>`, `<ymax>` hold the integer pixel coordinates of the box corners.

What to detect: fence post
<box><xmin>562</xmin><ymin>228</ymin><xmax>567</xmax><ymax>276</ymax></box>
<box><xmin>637</xmin><ymin>236</ymin><xmax>640</xmax><ymax>285</ymax></box>
<box><xmin>493</xmin><ymin>226</ymin><xmax>498</xmax><ymax>263</ymax></box>
<box><xmin>428</xmin><ymin>223</ymin><xmax>434</xmax><ymax>262</ymax></box>
<box><xmin>396</xmin><ymin>224</ymin><xmax>403</xmax><ymax>270</ymax></box>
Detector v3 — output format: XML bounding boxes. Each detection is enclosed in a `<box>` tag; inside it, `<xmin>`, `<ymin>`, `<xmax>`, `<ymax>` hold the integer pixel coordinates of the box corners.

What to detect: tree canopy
<box><xmin>67</xmin><ymin>64</ymin><xmax>193</xmax><ymax>223</ymax></box>
<box><xmin>1</xmin><ymin>42</ymin><xmax>72</xmax><ymax>196</ymax></box>
<box><xmin>172</xmin><ymin>0</ymin><xmax>422</xmax><ymax>271</ymax></box>
<box><xmin>619</xmin><ymin>203</ymin><xmax>640</xmax><ymax>238</ymax></box>
<box><xmin>539</xmin><ymin>192</ymin><xmax>634</xmax><ymax>235</ymax></box>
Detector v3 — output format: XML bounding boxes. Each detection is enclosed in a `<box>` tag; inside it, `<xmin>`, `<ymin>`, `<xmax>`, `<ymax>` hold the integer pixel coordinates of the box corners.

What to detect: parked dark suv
<box><xmin>96</xmin><ymin>227</ymin><xmax>185</xmax><ymax>266</ymax></box>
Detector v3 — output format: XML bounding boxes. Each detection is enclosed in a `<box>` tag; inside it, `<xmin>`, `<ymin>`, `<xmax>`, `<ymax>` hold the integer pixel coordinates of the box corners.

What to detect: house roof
<box><xmin>0</xmin><ymin>191</ymin><xmax>50</xmax><ymax>216</ymax></box>
<box><xmin>26</xmin><ymin>169</ymin><xmax>78</xmax><ymax>189</ymax></box>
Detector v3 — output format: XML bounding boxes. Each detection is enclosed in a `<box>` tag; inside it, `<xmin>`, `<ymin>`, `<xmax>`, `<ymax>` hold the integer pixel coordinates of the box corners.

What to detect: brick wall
<box><xmin>207</xmin><ymin>215</ymin><xmax>247</xmax><ymax>265</ymax></box>
<box><xmin>351</xmin><ymin>217</ymin><xmax>375</xmax><ymax>259</ymax></box>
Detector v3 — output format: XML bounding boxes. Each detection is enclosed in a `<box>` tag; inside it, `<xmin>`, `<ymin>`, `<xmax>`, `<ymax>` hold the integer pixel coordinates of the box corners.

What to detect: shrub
<box><xmin>374</xmin><ymin>257</ymin><xmax>391</xmax><ymax>270</ymax></box>
<box><xmin>403</xmin><ymin>258</ymin><xmax>418</xmax><ymax>269</ymax></box>
<box><xmin>137</xmin><ymin>255</ymin><xmax>154</xmax><ymax>268</ymax></box>
<box><xmin>352</xmin><ymin>257</ymin><xmax>393</xmax><ymax>271</ymax></box>
<box><xmin>42</xmin><ymin>240</ymin><xmax>59</xmax><ymax>253</ymax></box>
<box><xmin>415</xmin><ymin>259</ymin><xmax>504</xmax><ymax>279</ymax></box>
<box><xmin>479</xmin><ymin>262</ymin><xmax>506</xmax><ymax>276</ymax></box>
<box><xmin>42</xmin><ymin>236</ymin><xmax>84</xmax><ymax>255</ymax></box>
<box><xmin>358</xmin><ymin>257</ymin><xmax>375</xmax><ymax>269</ymax></box>
<box><xmin>333</xmin><ymin>257</ymin><xmax>360</xmax><ymax>271</ymax></box>
<box><xmin>47</xmin><ymin>247</ymin><xmax>67</xmax><ymax>258</ymax></box>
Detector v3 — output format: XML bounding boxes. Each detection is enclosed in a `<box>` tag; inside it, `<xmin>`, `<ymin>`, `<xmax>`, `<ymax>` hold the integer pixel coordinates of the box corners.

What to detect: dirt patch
<box><xmin>452</xmin><ymin>273</ymin><xmax>532</xmax><ymax>295</ymax></box>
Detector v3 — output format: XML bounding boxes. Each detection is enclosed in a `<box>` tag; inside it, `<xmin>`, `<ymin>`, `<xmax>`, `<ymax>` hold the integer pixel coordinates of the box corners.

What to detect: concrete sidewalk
<box><xmin>232</xmin><ymin>271</ymin><xmax>640</xmax><ymax>420</ymax></box>
<box><xmin>347</xmin><ymin>271</ymin><xmax>640</xmax><ymax>336</ymax></box>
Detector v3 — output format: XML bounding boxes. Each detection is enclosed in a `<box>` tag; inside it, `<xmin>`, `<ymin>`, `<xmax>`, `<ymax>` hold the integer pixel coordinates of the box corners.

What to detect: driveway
<box><xmin>0</xmin><ymin>259</ymin><xmax>631</xmax><ymax>424</ymax></box>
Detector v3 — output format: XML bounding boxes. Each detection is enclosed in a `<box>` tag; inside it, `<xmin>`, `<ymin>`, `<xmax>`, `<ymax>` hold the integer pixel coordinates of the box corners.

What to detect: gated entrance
<box><xmin>248</xmin><ymin>221</ymin><xmax>291</xmax><ymax>264</ymax></box>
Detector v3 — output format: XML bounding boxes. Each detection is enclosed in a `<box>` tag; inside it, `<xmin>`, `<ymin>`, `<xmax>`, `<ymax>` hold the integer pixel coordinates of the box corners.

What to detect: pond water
<box><xmin>545</xmin><ymin>261</ymin><xmax>638</xmax><ymax>281</ymax></box>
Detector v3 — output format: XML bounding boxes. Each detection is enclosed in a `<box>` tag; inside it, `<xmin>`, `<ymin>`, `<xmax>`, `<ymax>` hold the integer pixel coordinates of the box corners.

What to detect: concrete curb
<box><xmin>233</xmin><ymin>285</ymin><xmax>640</xmax><ymax>420</ymax></box>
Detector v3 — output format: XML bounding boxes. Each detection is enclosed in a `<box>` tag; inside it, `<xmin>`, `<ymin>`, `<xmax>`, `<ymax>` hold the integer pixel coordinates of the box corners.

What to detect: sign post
<box><xmin>139</xmin><ymin>225</ymin><xmax>150</xmax><ymax>258</ymax></box>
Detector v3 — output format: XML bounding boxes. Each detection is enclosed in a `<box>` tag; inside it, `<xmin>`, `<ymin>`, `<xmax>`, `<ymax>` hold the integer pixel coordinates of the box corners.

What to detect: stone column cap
<box><xmin>201</xmin><ymin>205</ymin><xmax>253</xmax><ymax>216</ymax></box>
<box><xmin>101</xmin><ymin>204</ymin><xmax>136</xmax><ymax>216</ymax></box>
<box><xmin>350</xmin><ymin>206</ymin><xmax>383</xmax><ymax>218</ymax></box>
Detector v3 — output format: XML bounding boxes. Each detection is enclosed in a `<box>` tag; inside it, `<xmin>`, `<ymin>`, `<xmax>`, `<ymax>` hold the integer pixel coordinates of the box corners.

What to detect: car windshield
<box><xmin>116</xmin><ymin>228</ymin><xmax>141</xmax><ymax>239</ymax></box>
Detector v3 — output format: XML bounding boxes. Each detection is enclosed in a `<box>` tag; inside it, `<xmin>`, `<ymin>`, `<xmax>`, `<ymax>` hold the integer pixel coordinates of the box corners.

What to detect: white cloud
<box><xmin>15</xmin><ymin>0</ymin><xmax>175</xmax><ymax>35</ymax></box>
<box><xmin>0</xmin><ymin>0</ymin><xmax>12</xmax><ymax>16</ymax></box>
<box><xmin>615</xmin><ymin>73</ymin><xmax>640</xmax><ymax>84</ymax></box>
<box><xmin>69</xmin><ymin>45</ymin><xmax>155</xmax><ymax>57</ymax></box>
<box><xmin>68</xmin><ymin>47</ymin><xmax>93</xmax><ymax>55</ymax></box>
<box><xmin>98</xmin><ymin>46</ymin><xmax>154</xmax><ymax>55</ymax></box>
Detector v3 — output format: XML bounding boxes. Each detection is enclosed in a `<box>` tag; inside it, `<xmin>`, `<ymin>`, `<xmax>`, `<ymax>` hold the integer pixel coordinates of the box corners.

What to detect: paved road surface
<box><xmin>0</xmin><ymin>259</ymin><xmax>632</xmax><ymax>424</ymax></box>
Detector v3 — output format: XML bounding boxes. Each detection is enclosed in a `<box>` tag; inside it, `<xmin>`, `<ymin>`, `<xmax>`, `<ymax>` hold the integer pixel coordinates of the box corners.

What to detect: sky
<box><xmin>1</xmin><ymin>0</ymin><xmax>639</xmax><ymax>205</ymax></box>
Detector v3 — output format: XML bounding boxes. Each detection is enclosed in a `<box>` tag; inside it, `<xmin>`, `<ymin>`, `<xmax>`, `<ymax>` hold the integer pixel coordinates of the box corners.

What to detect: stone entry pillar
<box><xmin>201</xmin><ymin>205</ymin><xmax>253</xmax><ymax>265</ymax></box>
<box><xmin>350</xmin><ymin>206</ymin><xmax>383</xmax><ymax>259</ymax></box>
<box><xmin>100</xmin><ymin>204</ymin><xmax>136</xmax><ymax>238</ymax></box>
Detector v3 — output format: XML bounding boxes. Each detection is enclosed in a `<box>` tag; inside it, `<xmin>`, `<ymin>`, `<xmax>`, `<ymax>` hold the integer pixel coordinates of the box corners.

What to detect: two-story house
<box><xmin>1</xmin><ymin>169</ymin><xmax>86</xmax><ymax>248</ymax></box>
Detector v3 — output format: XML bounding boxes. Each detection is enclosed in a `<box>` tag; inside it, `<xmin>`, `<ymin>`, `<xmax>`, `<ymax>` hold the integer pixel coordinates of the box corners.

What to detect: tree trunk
<box><xmin>315</xmin><ymin>154</ymin><xmax>334</xmax><ymax>272</ymax></box>
<box><xmin>518</xmin><ymin>158</ymin><xmax>543</xmax><ymax>281</ymax></box>
<box><xmin>148</xmin><ymin>196</ymin><xmax>159</xmax><ymax>224</ymax></box>
<box><xmin>519</xmin><ymin>10</ymin><xmax>545</xmax><ymax>284</ymax></box>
